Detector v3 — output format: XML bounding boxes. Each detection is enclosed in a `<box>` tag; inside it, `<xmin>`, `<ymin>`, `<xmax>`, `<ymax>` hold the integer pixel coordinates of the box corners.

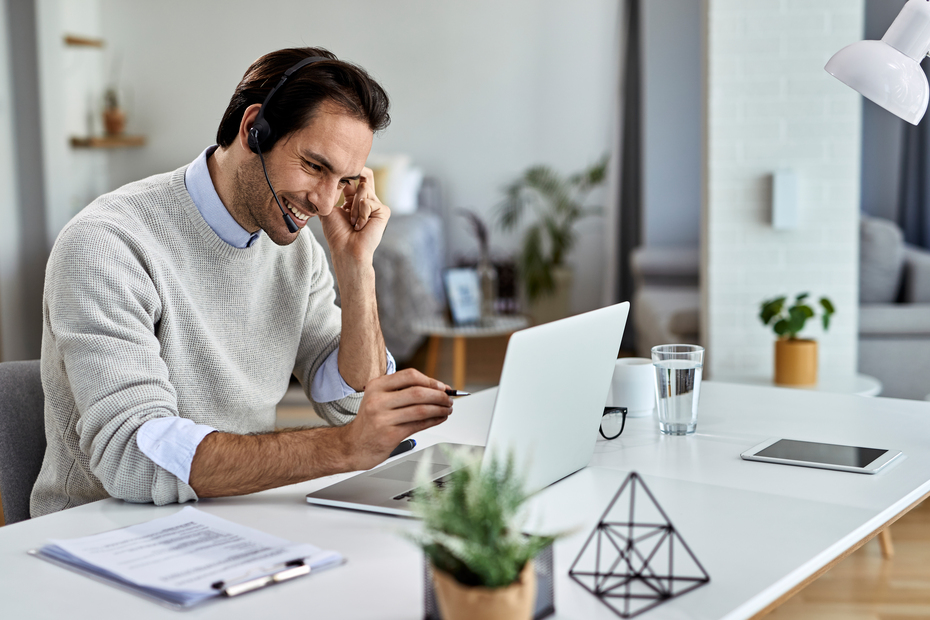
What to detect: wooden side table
<box><xmin>411</xmin><ymin>315</ymin><xmax>529</xmax><ymax>390</ymax></box>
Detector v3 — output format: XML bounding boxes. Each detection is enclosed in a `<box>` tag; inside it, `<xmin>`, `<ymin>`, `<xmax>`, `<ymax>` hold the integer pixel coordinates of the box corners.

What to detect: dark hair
<box><xmin>216</xmin><ymin>47</ymin><xmax>390</xmax><ymax>149</ymax></box>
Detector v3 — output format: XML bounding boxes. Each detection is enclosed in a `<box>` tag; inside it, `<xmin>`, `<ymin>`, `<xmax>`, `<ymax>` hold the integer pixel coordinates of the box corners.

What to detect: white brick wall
<box><xmin>702</xmin><ymin>0</ymin><xmax>863</xmax><ymax>379</ymax></box>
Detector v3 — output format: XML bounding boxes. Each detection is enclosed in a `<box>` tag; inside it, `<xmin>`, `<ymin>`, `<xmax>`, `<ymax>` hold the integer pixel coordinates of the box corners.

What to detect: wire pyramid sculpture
<box><xmin>568</xmin><ymin>472</ymin><xmax>710</xmax><ymax>618</ymax></box>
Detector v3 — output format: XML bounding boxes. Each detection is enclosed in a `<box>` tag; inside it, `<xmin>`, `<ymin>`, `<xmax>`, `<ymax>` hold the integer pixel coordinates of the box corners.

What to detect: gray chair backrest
<box><xmin>0</xmin><ymin>360</ymin><xmax>45</xmax><ymax>525</ymax></box>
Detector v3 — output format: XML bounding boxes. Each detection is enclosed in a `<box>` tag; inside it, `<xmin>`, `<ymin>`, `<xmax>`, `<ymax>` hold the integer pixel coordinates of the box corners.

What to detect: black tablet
<box><xmin>740</xmin><ymin>438</ymin><xmax>903</xmax><ymax>474</ymax></box>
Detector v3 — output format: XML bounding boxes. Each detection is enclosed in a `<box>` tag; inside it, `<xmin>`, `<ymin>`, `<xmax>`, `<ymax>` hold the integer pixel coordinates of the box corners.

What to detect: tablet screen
<box><xmin>757</xmin><ymin>439</ymin><xmax>887</xmax><ymax>467</ymax></box>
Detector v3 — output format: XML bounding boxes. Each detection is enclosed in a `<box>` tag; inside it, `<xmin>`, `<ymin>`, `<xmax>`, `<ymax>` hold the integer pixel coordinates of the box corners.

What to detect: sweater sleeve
<box><xmin>45</xmin><ymin>222</ymin><xmax>199</xmax><ymax>505</ymax></box>
<box><xmin>292</xmin><ymin>233</ymin><xmax>364</xmax><ymax>425</ymax></box>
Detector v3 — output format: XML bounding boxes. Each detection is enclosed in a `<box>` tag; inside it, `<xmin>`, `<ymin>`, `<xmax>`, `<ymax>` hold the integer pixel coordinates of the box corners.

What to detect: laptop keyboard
<box><xmin>393</xmin><ymin>475</ymin><xmax>450</xmax><ymax>501</ymax></box>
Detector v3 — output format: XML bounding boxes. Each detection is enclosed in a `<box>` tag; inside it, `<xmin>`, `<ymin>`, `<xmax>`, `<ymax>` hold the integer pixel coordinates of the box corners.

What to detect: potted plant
<box><xmin>407</xmin><ymin>448</ymin><xmax>558</xmax><ymax>620</ymax></box>
<box><xmin>759</xmin><ymin>293</ymin><xmax>835</xmax><ymax>385</ymax></box>
<box><xmin>103</xmin><ymin>87</ymin><xmax>126</xmax><ymax>135</ymax></box>
<box><xmin>496</xmin><ymin>156</ymin><xmax>607</xmax><ymax>324</ymax></box>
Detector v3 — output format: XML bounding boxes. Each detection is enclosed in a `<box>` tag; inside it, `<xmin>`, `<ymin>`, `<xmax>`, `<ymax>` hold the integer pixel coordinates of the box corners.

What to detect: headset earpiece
<box><xmin>248</xmin><ymin>54</ymin><xmax>328</xmax><ymax>235</ymax></box>
<box><xmin>247</xmin><ymin>121</ymin><xmax>272</xmax><ymax>154</ymax></box>
<box><xmin>247</xmin><ymin>55</ymin><xmax>327</xmax><ymax>155</ymax></box>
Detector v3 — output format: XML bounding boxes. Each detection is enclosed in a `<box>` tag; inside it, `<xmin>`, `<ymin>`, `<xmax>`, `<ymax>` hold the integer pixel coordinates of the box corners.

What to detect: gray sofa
<box><xmin>858</xmin><ymin>216</ymin><xmax>930</xmax><ymax>400</ymax></box>
<box><xmin>307</xmin><ymin>212</ymin><xmax>444</xmax><ymax>362</ymax></box>
<box><xmin>631</xmin><ymin>216</ymin><xmax>930</xmax><ymax>400</ymax></box>
<box><xmin>631</xmin><ymin>246</ymin><xmax>700</xmax><ymax>358</ymax></box>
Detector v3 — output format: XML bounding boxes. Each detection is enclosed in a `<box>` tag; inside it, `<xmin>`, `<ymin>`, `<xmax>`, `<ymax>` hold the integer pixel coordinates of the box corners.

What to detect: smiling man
<box><xmin>31</xmin><ymin>48</ymin><xmax>453</xmax><ymax>516</ymax></box>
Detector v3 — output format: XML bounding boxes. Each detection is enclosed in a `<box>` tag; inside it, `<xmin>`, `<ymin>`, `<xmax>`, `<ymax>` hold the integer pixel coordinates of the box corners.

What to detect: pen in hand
<box><xmin>386</xmin><ymin>389</ymin><xmax>465</xmax><ymax>459</ymax></box>
<box><xmin>389</xmin><ymin>438</ymin><xmax>417</xmax><ymax>458</ymax></box>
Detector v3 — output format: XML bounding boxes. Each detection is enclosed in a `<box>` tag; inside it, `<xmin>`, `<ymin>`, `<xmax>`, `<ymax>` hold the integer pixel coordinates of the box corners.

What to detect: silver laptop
<box><xmin>306</xmin><ymin>302</ymin><xmax>630</xmax><ymax>516</ymax></box>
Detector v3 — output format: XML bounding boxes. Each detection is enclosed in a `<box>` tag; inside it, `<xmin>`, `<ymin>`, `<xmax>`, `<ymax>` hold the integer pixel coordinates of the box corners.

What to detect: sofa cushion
<box><xmin>860</xmin><ymin>216</ymin><xmax>905</xmax><ymax>303</ymax></box>
<box><xmin>633</xmin><ymin>285</ymin><xmax>700</xmax><ymax>357</ymax></box>
<box><xmin>668</xmin><ymin>306</ymin><xmax>700</xmax><ymax>336</ymax></box>
<box><xmin>859</xmin><ymin>303</ymin><xmax>930</xmax><ymax>335</ymax></box>
<box><xmin>903</xmin><ymin>246</ymin><xmax>930</xmax><ymax>303</ymax></box>
<box><xmin>631</xmin><ymin>247</ymin><xmax>700</xmax><ymax>287</ymax></box>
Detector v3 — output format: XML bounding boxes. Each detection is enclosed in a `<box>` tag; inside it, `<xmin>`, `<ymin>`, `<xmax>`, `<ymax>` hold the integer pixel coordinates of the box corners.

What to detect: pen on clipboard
<box><xmin>212</xmin><ymin>559</ymin><xmax>309</xmax><ymax>597</ymax></box>
<box><xmin>445</xmin><ymin>389</ymin><xmax>470</xmax><ymax>397</ymax></box>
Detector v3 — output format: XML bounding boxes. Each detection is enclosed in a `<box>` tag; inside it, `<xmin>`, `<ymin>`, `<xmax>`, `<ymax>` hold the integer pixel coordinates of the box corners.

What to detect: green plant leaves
<box><xmin>495</xmin><ymin>156</ymin><xmax>608</xmax><ymax>302</ymax></box>
<box><xmin>760</xmin><ymin>294</ymin><xmax>836</xmax><ymax>338</ymax></box>
<box><xmin>786</xmin><ymin>305</ymin><xmax>812</xmax><ymax>337</ymax></box>
<box><xmin>759</xmin><ymin>297</ymin><xmax>786</xmax><ymax>325</ymax></box>
<box><xmin>520</xmin><ymin>226</ymin><xmax>553</xmax><ymax>301</ymax></box>
<box><xmin>406</xmin><ymin>448</ymin><xmax>559</xmax><ymax>589</ymax></box>
<box><xmin>820</xmin><ymin>297</ymin><xmax>835</xmax><ymax>330</ymax></box>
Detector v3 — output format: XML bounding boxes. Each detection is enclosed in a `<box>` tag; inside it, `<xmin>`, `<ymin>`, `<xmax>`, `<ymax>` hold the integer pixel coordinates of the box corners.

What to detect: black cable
<box><xmin>252</xmin><ymin>128</ymin><xmax>298</xmax><ymax>233</ymax></box>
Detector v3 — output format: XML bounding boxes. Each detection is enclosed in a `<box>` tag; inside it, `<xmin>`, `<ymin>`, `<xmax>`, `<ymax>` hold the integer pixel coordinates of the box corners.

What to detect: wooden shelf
<box><xmin>70</xmin><ymin>135</ymin><xmax>146</xmax><ymax>149</ymax></box>
<box><xmin>63</xmin><ymin>34</ymin><xmax>104</xmax><ymax>48</ymax></box>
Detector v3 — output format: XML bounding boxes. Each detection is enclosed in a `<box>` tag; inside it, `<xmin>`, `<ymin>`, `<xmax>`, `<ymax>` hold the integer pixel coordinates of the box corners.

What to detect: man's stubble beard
<box><xmin>233</xmin><ymin>156</ymin><xmax>299</xmax><ymax>247</ymax></box>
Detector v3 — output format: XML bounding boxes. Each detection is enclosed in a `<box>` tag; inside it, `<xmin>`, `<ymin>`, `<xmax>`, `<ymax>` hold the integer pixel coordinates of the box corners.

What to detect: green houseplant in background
<box><xmin>407</xmin><ymin>448</ymin><xmax>559</xmax><ymax>620</ymax></box>
<box><xmin>759</xmin><ymin>293</ymin><xmax>835</xmax><ymax>386</ymax></box>
<box><xmin>496</xmin><ymin>155</ymin><xmax>608</xmax><ymax>324</ymax></box>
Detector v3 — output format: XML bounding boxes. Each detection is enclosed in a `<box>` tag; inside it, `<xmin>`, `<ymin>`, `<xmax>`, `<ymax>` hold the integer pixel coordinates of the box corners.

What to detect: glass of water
<box><xmin>651</xmin><ymin>344</ymin><xmax>704</xmax><ymax>436</ymax></box>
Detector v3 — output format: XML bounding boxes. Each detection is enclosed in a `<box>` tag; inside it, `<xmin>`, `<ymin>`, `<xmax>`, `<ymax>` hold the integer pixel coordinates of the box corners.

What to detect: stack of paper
<box><xmin>31</xmin><ymin>506</ymin><xmax>343</xmax><ymax>608</ymax></box>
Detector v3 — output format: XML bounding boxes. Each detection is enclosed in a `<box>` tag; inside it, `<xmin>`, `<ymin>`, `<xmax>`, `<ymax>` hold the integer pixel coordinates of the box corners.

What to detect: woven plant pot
<box><xmin>526</xmin><ymin>266</ymin><xmax>572</xmax><ymax>326</ymax></box>
<box><xmin>774</xmin><ymin>338</ymin><xmax>817</xmax><ymax>386</ymax></box>
<box><xmin>431</xmin><ymin>560</ymin><xmax>536</xmax><ymax>620</ymax></box>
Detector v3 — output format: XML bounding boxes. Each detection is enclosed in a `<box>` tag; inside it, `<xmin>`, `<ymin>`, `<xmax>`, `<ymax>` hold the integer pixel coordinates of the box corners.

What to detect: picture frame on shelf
<box><xmin>443</xmin><ymin>268</ymin><xmax>482</xmax><ymax>325</ymax></box>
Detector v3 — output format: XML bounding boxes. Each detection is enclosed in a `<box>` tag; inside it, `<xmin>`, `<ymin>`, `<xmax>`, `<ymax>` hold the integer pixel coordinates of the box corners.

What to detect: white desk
<box><xmin>2</xmin><ymin>382</ymin><xmax>930</xmax><ymax>619</ymax></box>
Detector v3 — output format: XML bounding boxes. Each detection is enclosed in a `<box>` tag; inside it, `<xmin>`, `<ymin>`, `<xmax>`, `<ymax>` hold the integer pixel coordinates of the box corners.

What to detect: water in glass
<box><xmin>654</xmin><ymin>359</ymin><xmax>702</xmax><ymax>435</ymax></box>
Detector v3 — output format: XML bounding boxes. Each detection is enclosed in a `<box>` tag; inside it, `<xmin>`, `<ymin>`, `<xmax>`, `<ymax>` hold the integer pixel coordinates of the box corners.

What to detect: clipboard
<box><xmin>29</xmin><ymin>507</ymin><xmax>344</xmax><ymax>609</ymax></box>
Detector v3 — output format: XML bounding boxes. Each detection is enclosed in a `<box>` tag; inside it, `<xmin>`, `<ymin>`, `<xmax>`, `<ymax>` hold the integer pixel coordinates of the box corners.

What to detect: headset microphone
<box><xmin>251</xmin><ymin>128</ymin><xmax>299</xmax><ymax>233</ymax></box>
<box><xmin>246</xmin><ymin>55</ymin><xmax>328</xmax><ymax>235</ymax></box>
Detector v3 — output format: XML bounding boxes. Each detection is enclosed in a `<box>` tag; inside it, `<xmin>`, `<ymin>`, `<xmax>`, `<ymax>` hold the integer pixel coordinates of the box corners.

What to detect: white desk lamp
<box><xmin>825</xmin><ymin>0</ymin><xmax>930</xmax><ymax>125</ymax></box>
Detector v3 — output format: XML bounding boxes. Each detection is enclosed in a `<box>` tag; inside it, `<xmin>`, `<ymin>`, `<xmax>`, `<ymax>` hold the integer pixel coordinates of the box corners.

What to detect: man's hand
<box><xmin>188</xmin><ymin>368</ymin><xmax>452</xmax><ymax>497</ymax></box>
<box><xmin>320</xmin><ymin>166</ymin><xmax>390</xmax><ymax>391</ymax></box>
<box><xmin>319</xmin><ymin>167</ymin><xmax>389</xmax><ymax>267</ymax></box>
<box><xmin>336</xmin><ymin>368</ymin><xmax>453</xmax><ymax>471</ymax></box>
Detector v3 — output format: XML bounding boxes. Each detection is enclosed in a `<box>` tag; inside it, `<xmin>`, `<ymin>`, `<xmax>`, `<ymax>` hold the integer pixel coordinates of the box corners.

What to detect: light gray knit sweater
<box><xmin>31</xmin><ymin>166</ymin><xmax>361</xmax><ymax>517</ymax></box>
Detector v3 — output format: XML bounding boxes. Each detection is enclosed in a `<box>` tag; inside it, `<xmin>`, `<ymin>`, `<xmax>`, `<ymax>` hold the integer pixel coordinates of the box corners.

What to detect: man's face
<box><xmin>235</xmin><ymin>102</ymin><xmax>374</xmax><ymax>246</ymax></box>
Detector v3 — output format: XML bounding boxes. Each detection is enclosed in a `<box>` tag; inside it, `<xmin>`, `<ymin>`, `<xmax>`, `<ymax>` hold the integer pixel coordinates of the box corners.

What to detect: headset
<box><xmin>247</xmin><ymin>56</ymin><xmax>328</xmax><ymax>234</ymax></box>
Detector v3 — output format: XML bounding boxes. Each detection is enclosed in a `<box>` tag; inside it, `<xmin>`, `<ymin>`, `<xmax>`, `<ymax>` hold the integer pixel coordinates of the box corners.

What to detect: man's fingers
<box><xmin>348</xmin><ymin>176</ymin><xmax>367</xmax><ymax>226</ymax></box>
<box><xmin>370</xmin><ymin>367</ymin><xmax>447</xmax><ymax>393</ymax></box>
<box><xmin>352</xmin><ymin>197</ymin><xmax>374</xmax><ymax>230</ymax></box>
<box><xmin>376</xmin><ymin>385</ymin><xmax>453</xmax><ymax>412</ymax></box>
<box><xmin>379</xmin><ymin>402</ymin><xmax>453</xmax><ymax>427</ymax></box>
<box><xmin>358</xmin><ymin>167</ymin><xmax>375</xmax><ymax>193</ymax></box>
<box><xmin>397</xmin><ymin>414</ymin><xmax>450</xmax><ymax>436</ymax></box>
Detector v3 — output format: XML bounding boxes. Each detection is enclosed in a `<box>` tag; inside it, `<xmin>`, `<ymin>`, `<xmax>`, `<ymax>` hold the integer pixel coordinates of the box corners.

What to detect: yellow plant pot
<box><xmin>774</xmin><ymin>338</ymin><xmax>817</xmax><ymax>386</ymax></box>
<box><xmin>432</xmin><ymin>560</ymin><xmax>536</xmax><ymax>620</ymax></box>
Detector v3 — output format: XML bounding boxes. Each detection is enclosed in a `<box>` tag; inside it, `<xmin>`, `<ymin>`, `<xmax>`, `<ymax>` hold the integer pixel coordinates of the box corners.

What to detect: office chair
<box><xmin>0</xmin><ymin>360</ymin><xmax>45</xmax><ymax>525</ymax></box>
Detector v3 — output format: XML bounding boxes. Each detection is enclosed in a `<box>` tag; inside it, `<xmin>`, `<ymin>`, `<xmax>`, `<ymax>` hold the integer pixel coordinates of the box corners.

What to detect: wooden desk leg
<box><xmin>879</xmin><ymin>527</ymin><xmax>895</xmax><ymax>559</ymax></box>
<box><xmin>425</xmin><ymin>336</ymin><xmax>441</xmax><ymax>379</ymax></box>
<box><xmin>452</xmin><ymin>336</ymin><xmax>466</xmax><ymax>391</ymax></box>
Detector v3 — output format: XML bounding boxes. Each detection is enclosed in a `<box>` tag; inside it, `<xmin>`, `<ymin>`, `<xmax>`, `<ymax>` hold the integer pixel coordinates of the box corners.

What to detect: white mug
<box><xmin>605</xmin><ymin>357</ymin><xmax>656</xmax><ymax>417</ymax></box>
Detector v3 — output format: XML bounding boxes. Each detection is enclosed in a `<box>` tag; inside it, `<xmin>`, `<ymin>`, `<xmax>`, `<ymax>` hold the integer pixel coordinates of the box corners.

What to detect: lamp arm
<box><xmin>883</xmin><ymin>0</ymin><xmax>930</xmax><ymax>61</ymax></box>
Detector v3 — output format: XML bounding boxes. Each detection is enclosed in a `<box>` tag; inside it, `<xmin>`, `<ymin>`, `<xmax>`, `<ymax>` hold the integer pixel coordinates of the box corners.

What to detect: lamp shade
<box><xmin>825</xmin><ymin>40</ymin><xmax>928</xmax><ymax>125</ymax></box>
<box><xmin>825</xmin><ymin>0</ymin><xmax>930</xmax><ymax>125</ymax></box>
